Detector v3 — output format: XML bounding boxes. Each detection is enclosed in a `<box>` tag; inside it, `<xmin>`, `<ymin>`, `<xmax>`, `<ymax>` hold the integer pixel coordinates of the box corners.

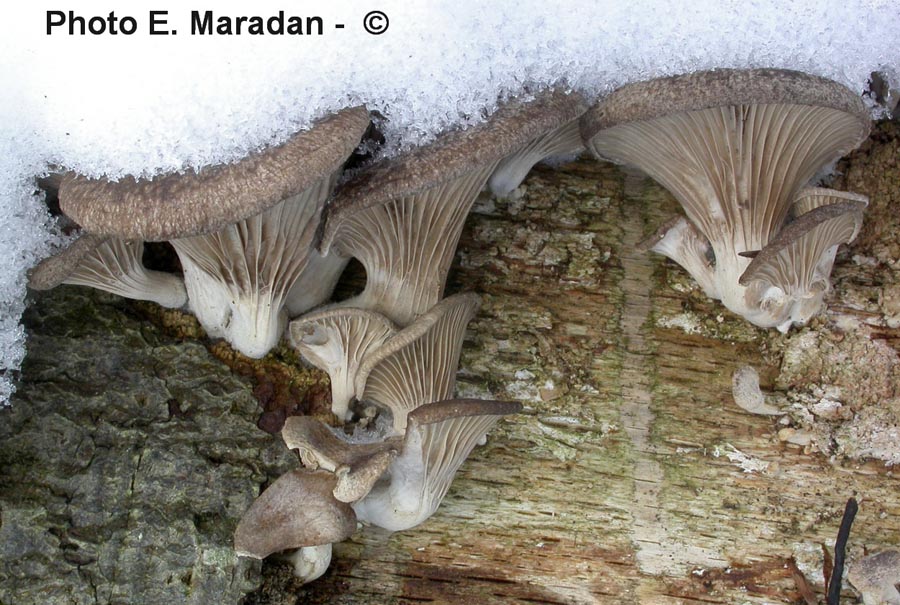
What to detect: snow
<box><xmin>2</xmin><ymin>0</ymin><xmax>899</xmax><ymax>404</ymax></box>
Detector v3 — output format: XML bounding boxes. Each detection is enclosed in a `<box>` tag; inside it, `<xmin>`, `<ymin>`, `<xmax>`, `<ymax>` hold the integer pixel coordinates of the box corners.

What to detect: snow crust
<box><xmin>2</xmin><ymin>0</ymin><xmax>899</xmax><ymax>403</ymax></box>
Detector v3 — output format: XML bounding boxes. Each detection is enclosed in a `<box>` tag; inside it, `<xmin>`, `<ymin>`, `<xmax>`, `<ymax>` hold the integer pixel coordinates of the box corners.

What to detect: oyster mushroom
<box><xmin>28</xmin><ymin>233</ymin><xmax>187</xmax><ymax>308</ymax></box>
<box><xmin>582</xmin><ymin>68</ymin><xmax>870</xmax><ymax>329</ymax></box>
<box><xmin>281</xmin><ymin>415</ymin><xmax>401</xmax><ymax>502</ymax></box>
<box><xmin>234</xmin><ymin>469</ymin><xmax>356</xmax><ymax>584</ymax></box>
<box><xmin>638</xmin><ymin>215</ymin><xmax>717</xmax><ymax>298</ymax></box>
<box><xmin>353</xmin><ymin>398</ymin><xmax>522</xmax><ymax>532</ymax></box>
<box><xmin>487</xmin><ymin>90</ymin><xmax>587</xmax><ymax>196</ymax></box>
<box><xmin>739</xmin><ymin>191</ymin><xmax>867</xmax><ymax>330</ymax></box>
<box><xmin>320</xmin><ymin>92</ymin><xmax>586</xmax><ymax>327</ymax></box>
<box><xmin>848</xmin><ymin>550</ymin><xmax>900</xmax><ymax>605</ymax></box>
<box><xmin>354</xmin><ymin>293</ymin><xmax>481</xmax><ymax>433</ymax></box>
<box><xmin>289</xmin><ymin>308</ymin><xmax>397</xmax><ymax>421</ymax></box>
<box><xmin>60</xmin><ymin>108</ymin><xmax>370</xmax><ymax>357</ymax></box>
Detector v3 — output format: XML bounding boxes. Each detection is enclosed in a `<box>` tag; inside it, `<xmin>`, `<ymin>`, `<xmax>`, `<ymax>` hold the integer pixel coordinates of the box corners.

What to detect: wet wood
<box><xmin>250</xmin><ymin>124</ymin><xmax>900</xmax><ymax>605</ymax></box>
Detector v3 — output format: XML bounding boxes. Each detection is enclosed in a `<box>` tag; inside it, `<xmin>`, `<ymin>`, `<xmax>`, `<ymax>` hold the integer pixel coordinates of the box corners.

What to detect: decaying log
<box><xmin>248</xmin><ymin>123</ymin><xmax>900</xmax><ymax>604</ymax></box>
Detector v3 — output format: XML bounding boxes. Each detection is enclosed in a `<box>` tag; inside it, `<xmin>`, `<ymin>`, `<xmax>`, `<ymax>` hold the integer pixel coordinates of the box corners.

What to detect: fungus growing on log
<box><xmin>29</xmin><ymin>233</ymin><xmax>187</xmax><ymax>309</ymax></box>
<box><xmin>739</xmin><ymin>191</ymin><xmax>867</xmax><ymax>330</ymax></box>
<box><xmin>354</xmin><ymin>293</ymin><xmax>481</xmax><ymax>433</ymax></box>
<box><xmin>582</xmin><ymin>68</ymin><xmax>870</xmax><ymax>329</ymax></box>
<box><xmin>281</xmin><ymin>415</ymin><xmax>401</xmax><ymax>502</ymax></box>
<box><xmin>487</xmin><ymin>90</ymin><xmax>587</xmax><ymax>196</ymax></box>
<box><xmin>59</xmin><ymin>108</ymin><xmax>370</xmax><ymax>357</ymax></box>
<box><xmin>234</xmin><ymin>469</ymin><xmax>356</xmax><ymax>584</ymax></box>
<box><xmin>320</xmin><ymin>92</ymin><xmax>586</xmax><ymax>326</ymax></box>
<box><xmin>353</xmin><ymin>398</ymin><xmax>522</xmax><ymax>532</ymax></box>
<box><xmin>289</xmin><ymin>308</ymin><xmax>397</xmax><ymax>421</ymax></box>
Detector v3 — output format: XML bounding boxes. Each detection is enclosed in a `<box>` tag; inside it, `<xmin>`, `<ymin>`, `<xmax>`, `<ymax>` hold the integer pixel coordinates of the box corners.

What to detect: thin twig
<box><xmin>827</xmin><ymin>497</ymin><xmax>859</xmax><ymax>605</ymax></box>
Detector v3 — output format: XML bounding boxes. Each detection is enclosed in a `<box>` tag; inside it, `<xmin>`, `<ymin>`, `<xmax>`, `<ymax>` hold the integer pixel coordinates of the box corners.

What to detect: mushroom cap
<box><xmin>60</xmin><ymin>107</ymin><xmax>370</xmax><ymax>241</ymax></box>
<box><xmin>792</xmin><ymin>186</ymin><xmax>870</xmax><ymax>216</ymax></box>
<box><xmin>234</xmin><ymin>469</ymin><xmax>356</xmax><ymax>559</ymax></box>
<box><xmin>354</xmin><ymin>292</ymin><xmax>481</xmax><ymax>432</ymax></box>
<box><xmin>28</xmin><ymin>233</ymin><xmax>106</xmax><ymax>290</ymax></box>
<box><xmin>352</xmin><ymin>398</ymin><xmax>521</xmax><ymax>531</ymax></box>
<box><xmin>288</xmin><ymin>307</ymin><xmax>398</xmax><ymax>419</ymax></box>
<box><xmin>406</xmin><ymin>398</ymin><xmax>522</xmax><ymax>427</ymax></box>
<box><xmin>738</xmin><ymin>197</ymin><xmax>867</xmax><ymax>288</ymax></box>
<box><xmin>320</xmin><ymin>90</ymin><xmax>586</xmax><ymax>254</ymax></box>
<box><xmin>282</xmin><ymin>415</ymin><xmax>401</xmax><ymax>502</ymax></box>
<box><xmin>581</xmin><ymin>68</ymin><xmax>869</xmax><ymax>138</ymax></box>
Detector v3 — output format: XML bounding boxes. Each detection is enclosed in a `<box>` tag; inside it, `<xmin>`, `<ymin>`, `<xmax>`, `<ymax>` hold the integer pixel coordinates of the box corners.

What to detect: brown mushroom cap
<box><xmin>581</xmin><ymin>68</ymin><xmax>870</xmax><ymax>255</ymax></box>
<box><xmin>792</xmin><ymin>186</ymin><xmax>870</xmax><ymax>216</ymax></box>
<box><xmin>60</xmin><ymin>107</ymin><xmax>370</xmax><ymax>241</ymax></box>
<box><xmin>320</xmin><ymin>90</ymin><xmax>588</xmax><ymax>254</ymax></box>
<box><xmin>738</xmin><ymin>197</ymin><xmax>867</xmax><ymax>290</ymax></box>
<box><xmin>28</xmin><ymin>233</ymin><xmax>107</xmax><ymax>290</ymax></box>
<box><xmin>487</xmin><ymin>91</ymin><xmax>588</xmax><ymax>196</ymax></box>
<box><xmin>234</xmin><ymin>469</ymin><xmax>356</xmax><ymax>559</ymax></box>
<box><xmin>581</xmin><ymin>68</ymin><xmax>870</xmax><ymax>136</ymax></box>
<box><xmin>281</xmin><ymin>415</ymin><xmax>401</xmax><ymax>503</ymax></box>
<box><xmin>28</xmin><ymin>234</ymin><xmax>188</xmax><ymax>308</ymax></box>
<box><xmin>847</xmin><ymin>550</ymin><xmax>900</xmax><ymax>605</ymax></box>
<box><xmin>637</xmin><ymin>215</ymin><xmax>718</xmax><ymax>299</ymax></box>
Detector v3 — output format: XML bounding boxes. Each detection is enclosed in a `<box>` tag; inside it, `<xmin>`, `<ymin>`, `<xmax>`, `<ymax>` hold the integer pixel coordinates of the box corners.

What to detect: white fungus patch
<box><xmin>2</xmin><ymin>0</ymin><xmax>899</xmax><ymax>403</ymax></box>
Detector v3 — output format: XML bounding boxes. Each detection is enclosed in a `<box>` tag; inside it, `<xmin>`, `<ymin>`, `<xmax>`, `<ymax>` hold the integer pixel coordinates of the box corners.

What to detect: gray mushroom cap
<box><xmin>486</xmin><ymin>90</ymin><xmax>588</xmax><ymax>196</ymax></box>
<box><xmin>638</xmin><ymin>215</ymin><xmax>718</xmax><ymax>299</ymax></box>
<box><xmin>59</xmin><ymin>107</ymin><xmax>370</xmax><ymax>241</ymax></box>
<box><xmin>316</xmin><ymin>93</ymin><xmax>590</xmax><ymax>326</ymax></box>
<box><xmin>580</xmin><ymin>68</ymin><xmax>870</xmax><ymax>330</ymax></box>
<box><xmin>739</xmin><ymin>197</ymin><xmax>867</xmax><ymax>288</ymax></box>
<box><xmin>233</xmin><ymin>469</ymin><xmax>356</xmax><ymax>560</ymax></box>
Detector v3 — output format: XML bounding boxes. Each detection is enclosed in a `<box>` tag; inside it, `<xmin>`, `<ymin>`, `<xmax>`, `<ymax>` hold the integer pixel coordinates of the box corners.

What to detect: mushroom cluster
<box><xmin>234</xmin><ymin>90</ymin><xmax>594</xmax><ymax>581</ymax></box>
<box><xmin>582</xmin><ymin>68</ymin><xmax>871</xmax><ymax>331</ymax></box>
<box><xmin>27</xmin><ymin>67</ymin><xmax>875</xmax><ymax>589</ymax></box>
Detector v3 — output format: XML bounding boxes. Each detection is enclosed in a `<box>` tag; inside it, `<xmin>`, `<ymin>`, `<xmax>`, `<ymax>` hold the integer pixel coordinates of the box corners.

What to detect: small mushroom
<box><xmin>638</xmin><ymin>215</ymin><xmax>718</xmax><ymax>298</ymax></box>
<box><xmin>582</xmin><ymin>68</ymin><xmax>870</xmax><ymax>329</ymax></box>
<box><xmin>739</xmin><ymin>192</ymin><xmax>867</xmax><ymax>330</ymax></box>
<box><xmin>320</xmin><ymin>92</ymin><xmax>587</xmax><ymax>326</ymax></box>
<box><xmin>281</xmin><ymin>415</ymin><xmax>401</xmax><ymax>503</ymax></box>
<box><xmin>60</xmin><ymin>108</ymin><xmax>370</xmax><ymax>358</ymax></box>
<box><xmin>28</xmin><ymin>233</ymin><xmax>187</xmax><ymax>308</ymax></box>
<box><xmin>731</xmin><ymin>366</ymin><xmax>781</xmax><ymax>415</ymax></box>
<box><xmin>234</xmin><ymin>469</ymin><xmax>356</xmax><ymax>584</ymax></box>
<box><xmin>848</xmin><ymin>550</ymin><xmax>900</xmax><ymax>605</ymax></box>
<box><xmin>354</xmin><ymin>293</ymin><xmax>481</xmax><ymax>433</ymax></box>
<box><xmin>487</xmin><ymin>90</ymin><xmax>587</xmax><ymax>197</ymax></box>
<box><xmin>353</xmin><ymin>398</ymin><xmax>522</xmax><ymax>532</ymax></box>
<box><xmin>289</xmin><ymin>308</ymin><xmax>397</xmax><ymax>421</ymax></box>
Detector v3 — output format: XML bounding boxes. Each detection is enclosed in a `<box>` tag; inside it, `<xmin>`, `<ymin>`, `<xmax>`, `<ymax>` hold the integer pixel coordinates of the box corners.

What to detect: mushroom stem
<box><xmin>172</xmin><ymin>176</ymin><xmax>332</xmax><ymax>358</ymax></box>
<box><xmin>488</xmin><ymin>118</ymin><xmax>583</xmax><ymax>197</ymax></box>
<box><xmin>281</xmin><ymin>544</ymin><xmax>333</xmax><ymax>584</ymax></box>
